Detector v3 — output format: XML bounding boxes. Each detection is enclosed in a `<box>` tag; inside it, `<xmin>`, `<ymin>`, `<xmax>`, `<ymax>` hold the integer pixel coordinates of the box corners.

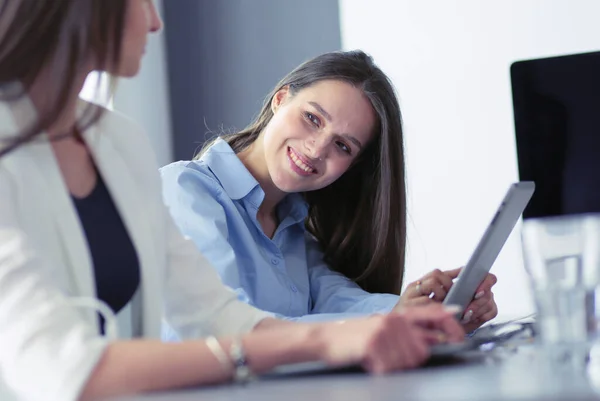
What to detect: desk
<box><xmin>110</xmin><ymin>347</ymin><xmax>600</xmax><ymax>401</ymax></box>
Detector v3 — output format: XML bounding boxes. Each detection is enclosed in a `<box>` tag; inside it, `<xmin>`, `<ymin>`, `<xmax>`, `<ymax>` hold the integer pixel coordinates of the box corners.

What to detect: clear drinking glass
<box><xmin>521</xmin><ymin>213</ymin><xmax>600</xmax><ymax>367</ymax></box>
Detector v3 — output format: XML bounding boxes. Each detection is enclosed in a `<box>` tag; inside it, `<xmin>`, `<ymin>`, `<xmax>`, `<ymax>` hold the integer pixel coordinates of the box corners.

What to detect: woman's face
<box><xmin>113</xmin><ymin>0</ymin><xmax>163</xmax><ymax>77</ymax></box>
<box><xmin>261</xmin><ymin>79</ymin><xmax>377</xmax><ymax>193</ymax></box>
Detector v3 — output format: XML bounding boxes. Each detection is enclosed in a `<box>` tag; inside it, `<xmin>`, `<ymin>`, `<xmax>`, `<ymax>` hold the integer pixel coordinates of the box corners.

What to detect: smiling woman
<box><xmin>213</xmin><ymin>51</ymin><xmax>400</xmax><ymax>287</ymax></box>
<box><xmin>162</xmin><ymin>50</ymin><xmax>406</xmax><ymax>295</ymax></box>
<box><xmin>256</xmin><ymin>79</ymin><xmax>376</xmax><ymax>192</ymax></box>
<box><xmin>160</xmin><ymin>50</ymin><xmax>499</xmax><ymax>331</ymax></box>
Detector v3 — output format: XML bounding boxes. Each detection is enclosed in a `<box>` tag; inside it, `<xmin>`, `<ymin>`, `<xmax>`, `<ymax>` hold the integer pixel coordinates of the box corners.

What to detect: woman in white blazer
<box><xmin>0</xmin><ymin>1</ymin><xmax>464</xmax><ymax>400</ymax></box>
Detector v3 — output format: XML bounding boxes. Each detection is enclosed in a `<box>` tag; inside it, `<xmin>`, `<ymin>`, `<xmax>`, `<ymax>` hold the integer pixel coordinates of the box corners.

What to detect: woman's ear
<box><xmin>271</xmin><ymin>86</ymin><xmax>290</xmax><ymax>113</ymax></box>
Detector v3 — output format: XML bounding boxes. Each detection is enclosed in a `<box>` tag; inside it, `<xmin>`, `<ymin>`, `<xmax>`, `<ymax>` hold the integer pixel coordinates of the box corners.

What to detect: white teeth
<box><xmin>288</xmin><ymin>148</ymin><xmax>314</xmax><ymax>173</ymax></box>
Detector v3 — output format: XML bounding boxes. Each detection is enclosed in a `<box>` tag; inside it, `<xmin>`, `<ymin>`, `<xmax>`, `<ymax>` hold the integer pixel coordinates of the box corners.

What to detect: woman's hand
<box><xmin>399</xmin><ymin>268</ymin><xmax>462</xmax><ymax>306</ymax></box>
<box><xmin>315</xmin><ymin>304</ymin><xmax>465</xmax><ymax>373</ymax></box>
<box><xmin>394</xmin><ymin>268</ymin><xmax>499</xmax><ymax>332</ymax></box>
<box><xmin>460</xmin><ymin>274</ymin><xmax>498</xmax><ymax>333</ymax></box>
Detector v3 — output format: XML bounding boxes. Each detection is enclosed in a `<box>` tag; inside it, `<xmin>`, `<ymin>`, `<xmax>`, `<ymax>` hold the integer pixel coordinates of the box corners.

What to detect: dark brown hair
<box><xmin>0</xmin><ymin>0</ymin><xmax>128</xmax><ymax>157</ymax></box>
<box><xmin>200</xmin><ymin>50</ymin><xmax>407</xmax><ymax>294</ymax></box>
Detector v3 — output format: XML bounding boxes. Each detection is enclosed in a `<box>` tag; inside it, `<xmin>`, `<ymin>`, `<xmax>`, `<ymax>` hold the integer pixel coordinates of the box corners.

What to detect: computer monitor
<box><xmin>510</xmin><ymin>51</ymin><xmax>600</xmax><ymax>219</ymax></box>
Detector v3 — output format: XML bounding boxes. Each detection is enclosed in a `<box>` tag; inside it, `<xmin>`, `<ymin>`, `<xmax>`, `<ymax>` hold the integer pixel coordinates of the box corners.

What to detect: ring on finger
<box><xmin>415</xmin><ymin>280</ymin><xmax>423</xmax><ymax>296</ymax></box>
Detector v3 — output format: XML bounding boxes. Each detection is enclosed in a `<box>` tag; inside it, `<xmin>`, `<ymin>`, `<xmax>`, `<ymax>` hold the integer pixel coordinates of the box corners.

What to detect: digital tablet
<box><xmin>443</xmin><ymin>181</ymin><xmax>535</xmax><ymax>315</ymax></box>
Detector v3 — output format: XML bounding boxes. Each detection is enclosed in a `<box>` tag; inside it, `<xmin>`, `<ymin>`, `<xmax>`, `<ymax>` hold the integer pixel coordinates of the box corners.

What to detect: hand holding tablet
<box><xmin>397</xmin><ymin>182</ymin><xmax>535</xmax><ymax>332</ymax></box>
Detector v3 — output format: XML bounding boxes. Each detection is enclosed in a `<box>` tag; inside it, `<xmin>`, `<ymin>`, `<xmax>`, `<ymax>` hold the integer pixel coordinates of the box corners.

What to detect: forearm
<box><xmin>242</xmin><ymin>321</ymin><xmax>321</xmax><ymax>372</ymax></box>
<box><xmin>80</xmin><ymin>340</ymin><xmax>227</xmax><ymax>400</ymax></box>
<box><xmin>252</xmin><ymin>316</ymin><xmax>294</xmax><ymax>331</ymax></box>
<box><xmin>81</xmin><ymin>324</ymin><xmax>321</xmax><ymax>400</ymax></box>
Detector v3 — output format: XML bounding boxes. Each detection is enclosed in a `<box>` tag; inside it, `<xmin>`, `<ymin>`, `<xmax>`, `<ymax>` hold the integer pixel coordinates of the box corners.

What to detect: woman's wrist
<box><xmin>241</xmin><ymin>322</ymin><xmax>324</xmax><ymax>374</ymax></box>
<box><xmin>252</xmin><ymin>316</ymin><xmax>294</xmax><ymax>331</ymax></box>
<box><xmin>204</xmin><ymin>336</ymin><xmax>256</xmax><ymax>384</ymax></box>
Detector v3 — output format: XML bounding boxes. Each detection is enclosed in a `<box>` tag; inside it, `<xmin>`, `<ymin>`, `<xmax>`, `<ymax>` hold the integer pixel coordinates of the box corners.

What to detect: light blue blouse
<box><xmin>160</xmin><ymin>138</ymin><xmax>398</xmax><ymax>328</ymax></box>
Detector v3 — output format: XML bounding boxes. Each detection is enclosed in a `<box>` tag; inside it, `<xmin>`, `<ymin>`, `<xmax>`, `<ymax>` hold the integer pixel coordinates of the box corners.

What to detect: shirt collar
<box><xmin>199</xmin><ymin>137</ymin><xmax>308</xmax><ymax>223</ymax></box>
<box><xmin>199</xmin><ymin>137</ymin><xmax>259</xmax><ymax>200</ymax></box>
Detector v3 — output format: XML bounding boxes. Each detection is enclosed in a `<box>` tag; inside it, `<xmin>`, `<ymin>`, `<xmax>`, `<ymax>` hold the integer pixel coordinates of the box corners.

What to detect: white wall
<box><xmin>339</xmin><ymin>0</ymin><xmax>600</xmax><ymax>319</ymax></box>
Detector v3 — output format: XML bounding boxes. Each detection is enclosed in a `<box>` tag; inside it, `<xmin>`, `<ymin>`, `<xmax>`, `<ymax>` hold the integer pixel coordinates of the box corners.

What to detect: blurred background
<box><xmin>82</xmin><ymin>0</ymin><xmax>600</xmax><ymax>321</ymax></box>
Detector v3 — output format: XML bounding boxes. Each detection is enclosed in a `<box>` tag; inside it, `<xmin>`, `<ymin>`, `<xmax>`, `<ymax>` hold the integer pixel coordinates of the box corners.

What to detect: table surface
<box><xmin>109</xmin><ymin>344</ymin><xmax>600</xmax><ymax>401</ymax></box>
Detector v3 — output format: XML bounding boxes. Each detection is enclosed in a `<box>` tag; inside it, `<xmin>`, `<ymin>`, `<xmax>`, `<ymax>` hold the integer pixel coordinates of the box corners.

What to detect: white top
<box><xmin>0</xmin><ymin>87</ymin><xmax>271</xmax><ymax>401</ymax></box>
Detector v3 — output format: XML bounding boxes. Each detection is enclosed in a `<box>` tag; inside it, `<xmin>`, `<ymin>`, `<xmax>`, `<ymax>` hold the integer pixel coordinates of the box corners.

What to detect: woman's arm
<box><xmin>163</xmin><ymin>212</ymin><xmax>272</xmax><ymax>338</ymax></box>
<box><xmin>82</xmin><ymin>305</ymin><xmax>464</xmax><ymax>400</ymax></box>
<box><xmin>0</xmin><ymin>173</ymin><xmax>110</xmax><ymax>401</ymax></box>
<box><xmin>0</xmin><ymin>216</ymin><xmax>462</xmax><ymax>401</ymax></box>
<box><xmin>160</xmin><ymin>162</ymin><xmax>270</xmax><ymax>339</ymax></box>
<box><xmin>306</xmin><ymin>236</ymin><xmax>399</xmax><ymax>315</ymax></box>
<box><xmin>81</xmin><ymin>324</ymin><xmax>317</xmax><ymax>400</ymax></box>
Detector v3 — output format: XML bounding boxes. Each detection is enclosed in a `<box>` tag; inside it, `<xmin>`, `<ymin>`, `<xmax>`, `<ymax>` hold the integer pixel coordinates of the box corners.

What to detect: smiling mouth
<box><xmin>288</xmin><ymin>147</ymin><xmax>316</xmax><ymax>174</ymax></box>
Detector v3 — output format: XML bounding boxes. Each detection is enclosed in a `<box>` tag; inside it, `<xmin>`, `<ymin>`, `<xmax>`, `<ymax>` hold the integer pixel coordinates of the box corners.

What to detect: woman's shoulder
<box><xmin>160</xmin><ymin>159</ymin><xmax>225</xmax><ymax>198</ymax></box>
<box><xmin>86</xmin><ymin>101</ymin><xmax>145</xmax><ymax>143</ymax></box>
<box><xmin>79</xmin><ymin>100</ymin><xmax>155</xmax><ymax>169</ymax></box>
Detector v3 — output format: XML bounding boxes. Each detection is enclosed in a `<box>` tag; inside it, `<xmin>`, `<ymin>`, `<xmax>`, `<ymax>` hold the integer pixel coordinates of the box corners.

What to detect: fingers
<box><xmin>401</xmin><ymin>304</ymin><xmax>466</xmax><ymax>343</ymax></box>
<box><xmin>326</xmin><ymin>314</ymin><xmax>435</xmax><ymax>374</ymax></box>
<box><xmin>443</xmin><ymin>267</ymin><xmax>463</xmax><ymax>279</ymax></box>
<box><xmin>393</xmin><ymin>293</ymin><xmax>434</xmax><ymax>313</ymax></box>
<box><xmin>397</xmin><ymin>317</ymin><xmax>430</xmax><ymax>368</ymax></box>
<box><xmin>459</xmin><ymin>273</ymin><xmax>498</xmax><ymax>328</ymax></box>
<box><xmin>403</xmin><ymin>296</ymin><xmax>435</xmax><ymax>307</ymax></box>
<box><xmin>464</xmin><ymin>291</ymin><xmax>493</xmax><ymax>313</ymax></box>
<box><xmin>473</xmin><ymin>293</ymin><xmax>498</xmax><ymax>322</ymax></box>
<box><xmin>388</xmin><ymin>318</ymin><xmax>423</xmax><ymax>370</ymax></box>
<box><xmin>362</xmin><ymin>314</ymin><xmax>430</xmax><ymax>373</ymax></box>
<box><xmin>420</xmin><ymin>280</ymin><xmax>448</xmax><ymax>303</ymax></box>
<box><xmin>410</xmin><ymin>269</ymin><xmax>453</xmax><ymax>302</ymax></box>
<box><xmin>363</xmin><ymin>324</ymin><xmax>400</xmax><ymax>373</ymax></box>
<box><xmin>475</xmin><ymin>273</ymin><xmax>498</xmax><ymax>294</ymax></box>
<box><xmin>479</xmin><ymin>304</ymin><xmax>498</xmax><ymax>322</ymax></box>
<box><xmin>360</xmin><ymin>310</ymin><xmax>473</xmax><ymax>374</ymax></box>
<box><xmin>428</xmin><ymin>269</ymin><xmax>455</xmax><ymax>292</ymax></box>
<box><xmin>405</xmin><ymin>325</ymin><xmax>431</xmax><ymax>364</ymax></box>
<box><xmin>405</xmin><ymin>267</ymin><xmax>465</xmax><ymax>304</ymax></box>
<box><xmin>462</xmin><ymin>292</ymin><xmax>498</xmax><ymax>331</ymax></box>
<box><xmin>435</xmin><ymin>313</ymin><xmax>465</xmax><ymax>343</ymax></box>
<box><xmin>401</xmin><ymin>303</ymin><xmax>448</xmax><ymax>325</ymax></box>
<box><xmin>418</xmin><ymin>327</ymin><xmax>451</xmax><ymax>346</ymax></box>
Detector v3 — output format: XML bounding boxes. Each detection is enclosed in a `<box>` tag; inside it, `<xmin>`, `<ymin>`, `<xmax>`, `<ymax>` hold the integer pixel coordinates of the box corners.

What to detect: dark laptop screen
<box><xmin>511</xmin><ymin>51</ymin><xmax>600</xmax><ymax>219</ymax></box>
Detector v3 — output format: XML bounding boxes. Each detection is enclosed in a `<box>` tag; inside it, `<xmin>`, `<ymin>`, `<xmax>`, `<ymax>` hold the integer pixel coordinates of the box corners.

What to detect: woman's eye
<box><xmin>336</xmin><ymin>141</ymin><xmax>351</xmax><ymax>154</ymax></box>
<box><xmin>305</xmin><ymin>112</ymin><xmax>320</xmax><ymax>127</ymax></box>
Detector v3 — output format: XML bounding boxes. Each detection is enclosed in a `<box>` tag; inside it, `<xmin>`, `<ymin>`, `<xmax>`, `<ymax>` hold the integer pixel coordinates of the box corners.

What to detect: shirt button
<box><xmin>271</xmin><ymin>258</ymin><xmax>279</xmax><ymax>265</ymax></box>
<box><xmin>290</xmin><ymin>285</ymin><xmax>298</xmax><ymax>293</ymax></box>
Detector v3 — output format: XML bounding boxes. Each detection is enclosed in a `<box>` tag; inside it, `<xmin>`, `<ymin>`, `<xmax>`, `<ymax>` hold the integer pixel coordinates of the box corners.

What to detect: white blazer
<box><xmin>0</xmin><ymin>89</ymin><xmax>270</xmax><ymax>401</ymax></box>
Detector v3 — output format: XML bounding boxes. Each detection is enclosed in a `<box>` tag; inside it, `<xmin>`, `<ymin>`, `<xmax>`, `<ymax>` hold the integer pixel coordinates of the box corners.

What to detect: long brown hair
<box><xmin>0</xmin><ymin>0</ymin><xmax>128</xmax><ymax>157</ymax></box>
<box><xmin>200</xmin><ymin>50</ymin><xmax>407</xmax><ymax>294</ymax></box>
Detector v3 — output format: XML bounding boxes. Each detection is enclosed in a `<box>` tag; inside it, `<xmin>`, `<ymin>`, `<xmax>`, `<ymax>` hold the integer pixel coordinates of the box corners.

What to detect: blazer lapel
<box><xmin>4</xmin><ymin>96</ymin><xmax>96</xmax><ymax>299</ymax></box>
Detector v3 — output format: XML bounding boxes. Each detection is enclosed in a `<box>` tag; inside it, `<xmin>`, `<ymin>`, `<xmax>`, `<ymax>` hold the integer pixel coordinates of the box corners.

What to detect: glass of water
<box><xmin>521</xmin><ymin>213</ymin><xmax>600</xmax><ymax>367</ymax></box>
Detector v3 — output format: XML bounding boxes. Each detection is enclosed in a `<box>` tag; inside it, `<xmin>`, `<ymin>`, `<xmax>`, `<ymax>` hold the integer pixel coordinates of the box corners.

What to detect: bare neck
<box><xmin>237</xmin><ymin>138</ymin><xmax>287</xmax><ymax>221</ymax></box>
<box><xmin>27</xmin><ymin>68</ymin><xmax>90</xmax><ymax>138</ymax></box>
<box><xmin>27</xmin><ymin>68</ymin><xmax>99</xmax><ymax>199</ymax></box>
